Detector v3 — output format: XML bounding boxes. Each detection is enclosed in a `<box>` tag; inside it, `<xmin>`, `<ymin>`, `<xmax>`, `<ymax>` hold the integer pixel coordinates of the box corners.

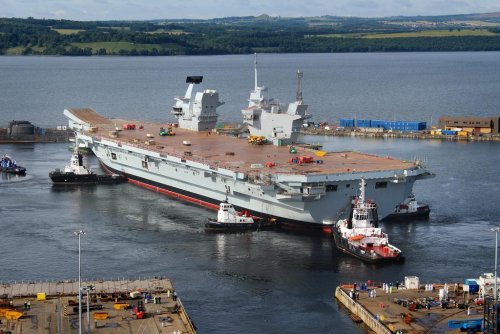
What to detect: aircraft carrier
<box><xmin>64</xmin><ymin>57</ymin><xmax>433</xmax><ymax>232</ymax></box>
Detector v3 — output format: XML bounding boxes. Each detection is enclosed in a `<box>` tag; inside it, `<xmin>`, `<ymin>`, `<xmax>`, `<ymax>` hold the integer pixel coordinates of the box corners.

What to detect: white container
<box><xmin>129</xmin><ymin>291</ymin><xmax>141</xmax><ymax>298</ymax></box>
<box><xmin>404</xmin><ymin>276</ymin><xmax>419</xmax><ymax>290</ymax></box>
<box><xmin>439</xmin><ymin>288</ymin><xmax>447</xmax><ymax>299</ymax></box>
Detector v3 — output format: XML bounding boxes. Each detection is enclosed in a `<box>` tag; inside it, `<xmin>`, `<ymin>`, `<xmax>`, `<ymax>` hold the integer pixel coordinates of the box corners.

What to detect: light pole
<box><xmin>74</xmin><ymin>230</ymin><xmax>85</xmax><ymax>334</ymax></box>
<box><xmin>492</xmin><ymin>227</ymin><xmax>500</xmax><ymax>301</ymax></box>
<box><xmin>82</xmin><ymin>285</ymin><xmax>94</xmax><ymax>334</ymax></box>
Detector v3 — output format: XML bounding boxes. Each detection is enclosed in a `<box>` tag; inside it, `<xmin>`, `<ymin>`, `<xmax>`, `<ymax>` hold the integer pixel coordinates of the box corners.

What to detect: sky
<box><xmin>1</xmin><ymin>0</ymin><xmax>500</xmax><ymax>21</ymax></box>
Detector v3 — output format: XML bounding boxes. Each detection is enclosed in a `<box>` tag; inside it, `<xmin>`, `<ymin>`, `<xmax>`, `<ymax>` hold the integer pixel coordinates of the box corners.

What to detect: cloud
<box><xmin>1</xmin><ymin>0</ymin><xmax>500</xmax><ymax>20</ymax></box>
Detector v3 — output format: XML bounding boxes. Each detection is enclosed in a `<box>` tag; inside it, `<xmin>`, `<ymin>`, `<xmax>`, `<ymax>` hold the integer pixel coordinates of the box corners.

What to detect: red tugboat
<box><xmin>331</xmin><ymin>178</ymin><xmax>404</xmax><ymax>263</ymax></box>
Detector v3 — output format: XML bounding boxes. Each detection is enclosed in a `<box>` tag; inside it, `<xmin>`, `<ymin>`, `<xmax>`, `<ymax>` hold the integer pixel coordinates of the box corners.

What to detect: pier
<box><xmin>335</xmin><ymin>283</ymin><xmax>483</xmax><ymax>333</ymax></box>
<box><xmin>302</xmin><ymin>127</ymin><xmax>500</xmax><ymax>142</ymax></box>
<box><xmin>0</xmin><ymin>277</ymin><xmax>196</xmax><ymax>334</ymax></box>
<box><xmin>0</xmin><ymin>128</ymin><xmax>73</xmax><ymax>143</ymax></box>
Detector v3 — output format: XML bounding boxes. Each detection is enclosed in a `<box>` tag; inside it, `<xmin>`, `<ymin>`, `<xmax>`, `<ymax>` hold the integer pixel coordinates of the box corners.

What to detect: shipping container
<box><xmin>480</xmin><ymin>128</ymin><xmax>492</xmax><ymax>134</ymax></box>
<box><xmin>371</xmin><ymin>120</ymin><xmax>385</xmax><ymax>128</ymax></box>
<box><xmin>469</xmin><ymin>284</ymin><xmax>479</xmax><ymax>293</ymax></box>
<box><xmin>339</xmin><ymin>119</ymin><xmax>355</xmax><ymax>127</ymax></box>
<box><xmin>338</xmin><ymin>118</ymin><xmax>426</xmax><ymax>131</ymax></box>
<box><xmin>355</xmin><ymin>119</ymin><xmax>371</xmax><ymax>127</ymax></box>
<box><xmin>442</xmin><ymin>130</ymin><xmax>457</xmax><ymax>136</ymax></box>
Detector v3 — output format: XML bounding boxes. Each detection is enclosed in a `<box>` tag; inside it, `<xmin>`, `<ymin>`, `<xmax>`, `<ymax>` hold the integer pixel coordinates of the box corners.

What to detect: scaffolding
<box><xmin>484</xmin><ymin>297</ymin><xmax>500</xmax><ymax>333</ymax></box>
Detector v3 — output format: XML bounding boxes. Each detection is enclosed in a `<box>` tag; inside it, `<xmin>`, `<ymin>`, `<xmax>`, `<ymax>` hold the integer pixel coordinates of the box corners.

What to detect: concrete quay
<box><xmin>0</xmin><ymin>277</ymin><xmax>196</xmax><ymax>334</ymax></box>
<box><xmin>302</xmin><ymin>128</ymin><xmax>500</xmax><ymax>142</ymax></box>
<box><xmin>335</xmin><ymin>284</ymin><xmax>483</xmax><ymax>334</ymax></box>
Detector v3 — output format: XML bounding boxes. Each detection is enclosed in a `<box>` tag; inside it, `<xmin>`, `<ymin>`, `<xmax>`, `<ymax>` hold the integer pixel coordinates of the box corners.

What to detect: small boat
<box><xmin>330</xmin><ymin>178</ymin><xmax>404</xmax><ymax>263</ymax></box>
<box><xmin>383</xmin><ymin>194</ymin><xmax>430</xmax><ymax>221</ymax></box>
<box><xmin>205</xmin><ymin>198</ymin><xmax>276</xmax><ymax>232</ymax></box>
<box><xmin>49</xmin><ymin>150</ymin><xmax>126</xmax><ymax>185</ymax></box>
<box><xmin>0</xmin><ymin>155</ymin><xmax>26</xmax><ymax>175</ymax></box>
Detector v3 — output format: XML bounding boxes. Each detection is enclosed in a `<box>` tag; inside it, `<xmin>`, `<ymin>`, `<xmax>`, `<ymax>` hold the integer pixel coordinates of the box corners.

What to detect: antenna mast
<box><xmin>296</xmin><ymin>70</ymin><xmax>303</xmax><ymax>103</ymax></box>
<box><xmin>254</xmin><ymin>53</ymin><xmax>258</xmax><ymax>91</ymax></box>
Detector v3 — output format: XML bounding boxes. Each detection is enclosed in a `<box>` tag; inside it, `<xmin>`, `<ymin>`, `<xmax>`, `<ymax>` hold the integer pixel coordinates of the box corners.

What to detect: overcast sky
<box><xmin>1</xmin><ymin>0</ymin><xmax>500</xmax><ymax>21</ymax></box>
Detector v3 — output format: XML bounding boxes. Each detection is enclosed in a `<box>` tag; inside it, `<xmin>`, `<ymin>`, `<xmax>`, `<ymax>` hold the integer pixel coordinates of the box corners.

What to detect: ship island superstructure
<box><xmin>241</xmin><ymin>54</ymin><xmax>311</xmax><ymax>146</ymax></box>
<box><xmin>64</xmin><ymin>63</ymin><xmax>434</xmax><ymax>232</ymax></box>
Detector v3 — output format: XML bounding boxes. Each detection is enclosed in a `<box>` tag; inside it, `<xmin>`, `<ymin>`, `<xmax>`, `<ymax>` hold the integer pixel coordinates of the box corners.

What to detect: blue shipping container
<box><xmin>339</xmin><ymin>118</ymin><xmax>426</xmax><ymax>131</ymax></box>
<box><xmin>340</xmin><ymin>119</ymin><xmax>355</xmax><ymax>127</ymax></box>
<box><xmin>468</xmin><ymin>284</ymin><xmax>479</xmax><ymax>293</ymax></box>
<box><xmin>355</xmin><ymin>119</ymin><xmax>371</xmax><ymax>127</ymax></box>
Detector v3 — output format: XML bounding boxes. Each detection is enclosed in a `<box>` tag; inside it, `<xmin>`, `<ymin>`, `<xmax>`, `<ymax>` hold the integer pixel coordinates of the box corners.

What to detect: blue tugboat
<box><xmin>0</xmin><ymin>155</ymin><xmax>26</xmax><ymax>175</ymax></box>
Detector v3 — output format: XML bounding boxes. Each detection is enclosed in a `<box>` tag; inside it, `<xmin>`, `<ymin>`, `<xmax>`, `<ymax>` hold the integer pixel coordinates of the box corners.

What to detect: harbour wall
<box><xmin>0</xmin><ymin>128</ymin><xmax>74</xmax><ymax>143</ymax></box>
<box><xmin>334</xmin><ymin>286</ymin><xmax>392</xmax><ymax>334</ymax></box>
<box><xmin>302</xmin><ymin>128</ymin><xmax>500</xmax><ymax>142</ymax></box>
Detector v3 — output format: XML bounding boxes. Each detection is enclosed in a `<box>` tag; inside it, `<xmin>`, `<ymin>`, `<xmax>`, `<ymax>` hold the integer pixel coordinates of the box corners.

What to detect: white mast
<box><xmin>254</xmin><ymin>53</ymin><xmax>258</xmax><ymax>91</ymax></box>
<box><xmin>296</xmin><ymin>70</ymin><xmax>303</xmax><ymax>104</ymax></box>
<box><xmin>359</xmin><ymin>178</ymin><xmax>366</xmax><ymax>207</ymax></box>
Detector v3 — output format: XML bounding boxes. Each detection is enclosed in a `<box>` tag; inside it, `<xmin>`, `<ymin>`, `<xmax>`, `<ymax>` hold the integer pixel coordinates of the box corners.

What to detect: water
<box><xmin>1</xmin><ymin>53</ymin><xmax>500</xmax><ymax>333</ymax></box>
<box><xmin>1</xmin><ymin>52</ymin><xmax>500</xmax><ymax>127</ymax></box>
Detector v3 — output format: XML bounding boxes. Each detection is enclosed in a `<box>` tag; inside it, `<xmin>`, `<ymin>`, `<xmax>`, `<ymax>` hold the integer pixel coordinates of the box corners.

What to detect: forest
<box><xmin>1</xmin><ymin>14</ymin><xmax>500</xmax><ymax>56</ymax></box>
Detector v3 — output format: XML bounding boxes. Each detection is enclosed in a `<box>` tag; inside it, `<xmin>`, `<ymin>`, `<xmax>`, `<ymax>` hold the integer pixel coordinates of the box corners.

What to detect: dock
<box><xmin>0</xmin><ymin>277</ymin><xmax>196</xmax><ymax>334</ymax></box>
<box><xmin>335</xmin><ymin>283</ymin><xmax>483</xmax><ymax>333</ymax></box>
<box><xmin>302</xmin><ymin>127</ymin><xmax>500</xmax><ymax>142</ymax></box>
<box><xmin>0</xmin><ymin>128</ymin><xmax>74</xmax><ymax>143</ymax></box>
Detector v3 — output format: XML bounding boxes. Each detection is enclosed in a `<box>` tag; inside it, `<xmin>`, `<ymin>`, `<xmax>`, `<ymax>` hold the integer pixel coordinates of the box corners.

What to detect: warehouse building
<box><xmin>339</xmin><ymin>119</ymin><xmax>426</xmax><ymax>132</ymax></box>
<box><xmin>438</xmin><ymin>116</ymin><xmax>500</xmax><ymax>135</ymax></box>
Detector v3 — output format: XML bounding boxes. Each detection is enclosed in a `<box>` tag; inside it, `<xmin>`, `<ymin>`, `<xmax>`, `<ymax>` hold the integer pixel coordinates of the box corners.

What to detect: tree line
<box><xmin>1</xmin><ymin>17</ymin><xmax>500</xmax><ymax>56</ymax></box>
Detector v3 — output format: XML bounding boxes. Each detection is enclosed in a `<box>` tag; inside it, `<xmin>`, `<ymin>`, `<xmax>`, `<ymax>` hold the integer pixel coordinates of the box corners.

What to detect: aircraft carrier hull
<box><xmin>90</xmin><ymin>136</ymin><xmax>426</xmax><ymax>232</ymax></box>
<box><xmin>65</xmin><ymin>107</ymin><xmax>434</xmax><ymax>233</ymax></box>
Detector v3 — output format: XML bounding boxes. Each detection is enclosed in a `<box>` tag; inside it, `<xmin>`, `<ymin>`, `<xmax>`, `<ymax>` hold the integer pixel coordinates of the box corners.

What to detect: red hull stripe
<box><xmin>98</xmin><ymin>159</ymin><xmax>331</xmax><ymax>235</ymax></box>
<box><xmin>127</xmin><ymin>178</ymin><xmax>220</xmax><ymax>210</ymax></box>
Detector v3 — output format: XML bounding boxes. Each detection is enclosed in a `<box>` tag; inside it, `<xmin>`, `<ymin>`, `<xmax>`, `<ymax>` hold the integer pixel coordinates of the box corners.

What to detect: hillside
<box><xmin>1</xmin><ymin>13</ymin><xmax>500</xmax><ymax>56</ymax></box>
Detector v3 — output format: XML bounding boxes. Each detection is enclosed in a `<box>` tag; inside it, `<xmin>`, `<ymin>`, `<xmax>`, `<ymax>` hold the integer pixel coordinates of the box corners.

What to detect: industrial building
<box><xmin>439</xmin><ymin>116</ymin><xmax>500</xmax><ymax>135</ymax></box>
<box><xmin>339</xmin><ymin>119</ymin><xmax>426</xmax><ymax>132</ymax></box>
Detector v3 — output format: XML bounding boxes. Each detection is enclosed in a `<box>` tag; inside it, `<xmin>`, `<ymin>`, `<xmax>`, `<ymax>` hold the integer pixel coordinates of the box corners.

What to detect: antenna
<box><xmin>359</xmin><ymin>178</ymin><xmax>366</xmax><ymax>206</ymax></box>
<box><xmin>296</xmin><ymin>70</ymin><xmax>303</xmax><ymax>103</ymax></box>
<box><xmin>254</xmin><ymin>53</ymin><xmax>258</xmax><ymax>91</ymax></box>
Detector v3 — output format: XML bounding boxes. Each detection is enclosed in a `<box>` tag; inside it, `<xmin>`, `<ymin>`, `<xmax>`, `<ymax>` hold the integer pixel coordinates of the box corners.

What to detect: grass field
<box><xmin>310</xmin><ymin>29</ymin><xmax>497</xmax><ymax>39</ymax></box>
<box><xmin>452</xmin><ymin>20</ymin><xmax>500</xmax><ymax>27</ymax></box>
<box><xmin>363</xmin><ymin>29</ymin><xmax>498</xmax><ymax>38</ymax></box>
<box><xmin>52</xmin><ymin>28</ymin><xmax>85</xmax><ymax>35</ymax></box>
<box><xmin>72</xmin><ymin>42</ymin><xmax>164</xmax><ymax>52</ymax></box>
<box><xmin>147</xmin><ymin>29</ymin><xmax>188</xmax><ymax>35</ymax></box>
<box><xmin>5</xmin><ymin>46</ymin><xmax>45</xmax><ymax>55</ymax></box>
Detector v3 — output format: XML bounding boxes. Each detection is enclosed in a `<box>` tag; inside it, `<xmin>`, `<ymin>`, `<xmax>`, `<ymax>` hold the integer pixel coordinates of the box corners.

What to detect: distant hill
<box><xmin>1</xmin><ymin>13</ymin><xmax>500</xmax><ymax>56</ymax></box>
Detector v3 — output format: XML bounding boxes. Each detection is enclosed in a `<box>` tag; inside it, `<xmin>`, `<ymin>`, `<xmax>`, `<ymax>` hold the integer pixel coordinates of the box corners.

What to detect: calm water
<box><xmin>1</xmin><ymin>53</ymin><xmax>500</xmax><ymax>333</ymax></box>
<box><xmin>1</xmin><ymin>52</ymin><xmax>500</xmax><ymax>127</ymax></box>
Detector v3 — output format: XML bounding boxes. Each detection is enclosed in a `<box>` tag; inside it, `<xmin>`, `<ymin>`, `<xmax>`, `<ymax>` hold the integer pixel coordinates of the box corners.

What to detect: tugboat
<box><xmin>383</xmin><ymin>194</ymin><xmax>430</xmax><ymax>221</ymax></box>
<box><xmin>0</xmin><ymin>155</ymin><xmax>26</xmax><ymax>175</ymax></box>
<box><xmin>49</xmin><ymin>150</ymin><xmax>126</xmax><ymax>185</ymax></box>
<box><xmin>331</xmin><ymin>178</ymin><xmax>404</xmax><ymax>263</ymax></box>
<box><xmin>205</xmin><ymin>198</ymin><xmax>276</xmax><ymax>232</ymax></box>
<box><xmin>68</xmin><ymin>140</ymin><xmax>93</xmax><ymax>155</ymax></box>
